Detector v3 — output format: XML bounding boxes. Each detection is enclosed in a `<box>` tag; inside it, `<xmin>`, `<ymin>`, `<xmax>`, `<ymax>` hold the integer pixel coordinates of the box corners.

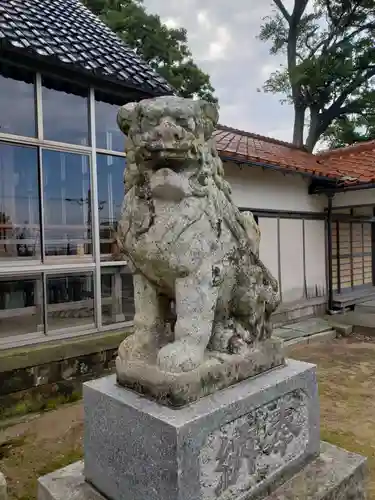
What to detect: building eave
<box><xmin>0</xmin><ymin>49</ymin><xmax>173</xmax><ymax>100</ymax></box>
<box><xmin>220</xmin><ymin>153</ymin><xmax>341</xmax><ymax>187</ymax></box>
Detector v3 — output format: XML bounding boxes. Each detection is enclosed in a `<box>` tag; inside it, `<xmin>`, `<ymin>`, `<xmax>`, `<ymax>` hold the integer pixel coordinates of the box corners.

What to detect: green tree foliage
<box><xmin>258</xmin><ymin>0</ymin><xmax>375</xmax><ymax>151</ymax></box>
<box><xmin>82</xmin><ymin>0</ymin><xmax>216</xmax><ymax>102</ymax></box>
<box><xmin>324</xmin><ymin>90</ymin><xmax>375</xmax><ymax>147</ymax></box>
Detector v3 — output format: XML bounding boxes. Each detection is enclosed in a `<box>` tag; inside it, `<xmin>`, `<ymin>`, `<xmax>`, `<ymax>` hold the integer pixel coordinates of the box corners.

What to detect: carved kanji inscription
<box><xmin>200</xmin><ymin>390</ymin><xmax>309</xmax><ymax>499</ymax></box>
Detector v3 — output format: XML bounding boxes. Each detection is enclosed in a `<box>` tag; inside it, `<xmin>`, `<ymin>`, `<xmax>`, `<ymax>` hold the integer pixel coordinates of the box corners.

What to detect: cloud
<box><xmin>197</xmin><ymin>10</ymin><xmax>211</xmax><ymax>29</ymax></box>
<box><xmin>261</xmin><ymin>62</ymin><xmax>282</xmax><ymax>78</ymax></box>
<box><xmin>208</xmin><ymin>26</ymin><xmax>232</xmax><ymax>60</ymax></box>
<box><xmin>142</xmin><ymin>0</ymin><xmax>294</xmax><ymax>142</ymax></box>
<box><xmin>163</xmin><ymin>17</ymin><xmax>181</xmax><ymax>29</ymax></box>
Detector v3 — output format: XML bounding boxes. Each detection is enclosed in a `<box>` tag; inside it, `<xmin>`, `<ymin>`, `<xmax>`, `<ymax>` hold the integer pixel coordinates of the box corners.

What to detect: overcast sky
<box><xmin>142</xmin><ymin>0</ymin><xmax>296</xmax><ymax>142</ymax></box>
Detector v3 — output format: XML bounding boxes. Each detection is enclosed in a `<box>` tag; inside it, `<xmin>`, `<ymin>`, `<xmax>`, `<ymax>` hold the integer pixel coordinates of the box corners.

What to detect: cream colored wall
<box><xmin>257</xmin><ymin>218</ymin><xmax>278</xmax><ymax>281</ymax></box>
<box><xmin>304</xmin><ymin>219</ymin><xmax>326</xmax><ymax>298</ymax></box>
<box><xmin>279</xmin><ymin>219</ymin><xmax>305</xmax><ymax>302</ymax></box>
<box><xmin>224</xmin><ymin>161</ymin><xmax>326</xmax><ymax>212</ymax></box>
<box><xmin>332</xmin><ymin>188</ymin><xmax>375</xmax><ymax>208</ymax></box>
<box><xmin>224</xmin><ymin>162</ymin><xmax>327</xmax><ymax>303</ymax></box>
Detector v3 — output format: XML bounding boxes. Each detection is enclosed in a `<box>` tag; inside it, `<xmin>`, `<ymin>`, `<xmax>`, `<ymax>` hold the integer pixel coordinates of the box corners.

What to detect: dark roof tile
<box><xmin>0</xmin><ymin>0</ymin><xmax>174</xmax><ymax>96</ymax></box>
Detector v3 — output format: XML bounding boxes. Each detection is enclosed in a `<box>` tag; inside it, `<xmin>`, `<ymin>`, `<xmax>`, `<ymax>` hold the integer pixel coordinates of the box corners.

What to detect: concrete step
<box><xmin>325</xmin><ymin>309</ymin><xmax>375</xmax><ymax>334</ymax></box>
<box><xmin>284</xmin><ymin>329</ymin><xmax>336</xmax><ymax>350</ymax></box>
<box><xmin>355</xmin><ymin>299</ymin><xmax>375</xmax><ymax>313</ymax></box>
<box><xmin>273</xmin><ymin>317</ymin><xmax>333</xmax><ymax>342</ymax></box>
<box><xmin>266</xmin><ymin>442</ymin><xmax>366</xmax><ymax>499</ymax></box>
<box><xmin>325</xmin><ymin>318</ymin><xmax>353</xmax><ymax>337</ymax></box>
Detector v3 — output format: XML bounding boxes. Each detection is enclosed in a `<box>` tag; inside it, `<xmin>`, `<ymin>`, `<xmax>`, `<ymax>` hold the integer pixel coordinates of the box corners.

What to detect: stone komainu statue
<box><xmin>115</xmin><ymin>96</ymin><xmax>280</xmax><ymax>378</ymax></box>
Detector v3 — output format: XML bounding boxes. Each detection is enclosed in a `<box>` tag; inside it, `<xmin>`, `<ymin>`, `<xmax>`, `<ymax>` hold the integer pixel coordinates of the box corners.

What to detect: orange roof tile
<box><xmin>317</xmin><ymin>141</ymin><xmax>375</xmax><ymax>183</ymax></box>
<box><xmin>214</xmin><ymin>125</ymin><xmax>375</xmax><ymax>186</ymax></box>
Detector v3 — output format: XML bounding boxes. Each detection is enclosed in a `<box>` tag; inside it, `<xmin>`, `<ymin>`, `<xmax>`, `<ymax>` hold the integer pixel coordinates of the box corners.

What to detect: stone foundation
<box><xmin>0</xmin><ymin>330</ymin><xmax>130</xmax><ymax>419</ymax></box>
<box><xmin>84</xmin><ymin>360</ymin><xmax>319</xmax><ymax>500</ymax></box>
<box><xmin>37</xmin><ymin>358</ymin><xmax>368</xmax><ymax>500</ymax></box>
<box><xmin>37</xmin><ymin>443</ymin><xmax>367</xmax><ymax>500</ymax></box>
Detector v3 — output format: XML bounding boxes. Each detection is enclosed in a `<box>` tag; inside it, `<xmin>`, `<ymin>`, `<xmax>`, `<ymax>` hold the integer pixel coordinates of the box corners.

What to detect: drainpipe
<box><xmin>327</xmin><ymin>193</ymin><xmax>334</xmax><ymax>312</ymax></box>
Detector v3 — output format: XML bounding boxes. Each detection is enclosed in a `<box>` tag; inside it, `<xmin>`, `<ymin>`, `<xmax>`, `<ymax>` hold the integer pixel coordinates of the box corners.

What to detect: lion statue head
<box><xmin>118</xmin><ymin>96</ymin><xmax>224</xmax><ymax>192</ymax></box>
<box><xmin>116</xmin><ymin>96</ymin><xmax>262</xmax><ymax>257</ymax></box>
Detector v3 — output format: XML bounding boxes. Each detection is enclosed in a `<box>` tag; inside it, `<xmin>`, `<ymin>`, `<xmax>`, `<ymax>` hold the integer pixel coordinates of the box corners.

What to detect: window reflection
<box><xmin>42</xmin><ymin>150</ymin><xmax>92</xmax><ymax>257</ymax></box>
<box><xmin>101</xmin><ymin>267</ymin><xmax>134</xmax><ymax>324</ymax></box>
<box><xmin>97</xmin><ymin>154</ymin><xmax>125</xmax><ymax>258</ymax></box>
<box><xmin>95</xmin><ymin>99</ymin><xmax>125</xmax><ymax>152</ymax></box>
<box><xmin>0</xmin><ymin>64</ymin><xmax>36</xmax><ymax>137</ymax></box>
<box><xmin>0</xmin><ymin>143</ymin><xmax>40</xmax><ymax>259</ymax></box>
<box><xmin>46</xmin><ymin>273</ymin><xmax>94</xmax><ymax>331</ymax></box>
<box><xmin>42</xmin><ymin>78</ymin><xmax>89</xmax><ymax>145</ymax></box>
<box><xmin>0</xmin><ymin>275</ymin><xmax>43</xmax><ymax>339</ymax></box>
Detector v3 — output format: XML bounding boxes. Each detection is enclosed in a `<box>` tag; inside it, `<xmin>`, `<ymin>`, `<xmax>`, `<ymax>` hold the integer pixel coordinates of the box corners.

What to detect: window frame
<box><xmin>0</xmin><ymin>62</ymin><xmax>37</xmax><ymax>138</ymax></box>
<box><xmin>0</xmin><ymin>66</ymin><xmax>133</xmax><ymax>349</ymax></box>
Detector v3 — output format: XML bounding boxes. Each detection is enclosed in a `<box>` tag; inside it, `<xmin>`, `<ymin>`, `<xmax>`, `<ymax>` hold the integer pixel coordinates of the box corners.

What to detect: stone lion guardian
<box><xmin>115</xmin><ymin>96</ymin><xmax>283</xmax><ymax>406</ymax></box>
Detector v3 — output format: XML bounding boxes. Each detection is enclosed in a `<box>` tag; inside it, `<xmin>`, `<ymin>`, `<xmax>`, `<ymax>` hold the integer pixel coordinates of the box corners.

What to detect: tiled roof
<box><xmin>213</xmin><ymin>126</ymin><xmax>338</xmax><ymax>180</ymax></box>
<box><xmin>214</xmin><ymin>126</ymin><xmax>375</xmax><ymax>185</ymax></box>
<box><xmin>0</xmin><ymin>0</ymin><xmax>173</xmax><ymax>96</ymax></box>
<box><xmin>317</xmin><ymin>141</ymin><xmax>375</xmax><ymax>183</ymax></box>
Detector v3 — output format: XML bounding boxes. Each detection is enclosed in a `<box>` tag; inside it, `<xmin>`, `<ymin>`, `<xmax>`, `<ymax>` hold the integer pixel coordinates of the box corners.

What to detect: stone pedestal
<box><xmin>37</xmin><ymin>358</ymin><xmax>367</xmax><ymax>500</ymax></box>
<box><xmin>83</xmin><ymin>360</ymin><xmax>319</xmax><ymax>500</ymax></box>
<box><xmin>37</xmin><ymin>443</ymin><xmax>367</xmax><ymax>500</ymax></box>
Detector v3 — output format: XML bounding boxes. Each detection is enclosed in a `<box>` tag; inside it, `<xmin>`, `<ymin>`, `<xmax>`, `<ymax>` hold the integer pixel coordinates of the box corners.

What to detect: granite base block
<box><xmin>37</xmin><ymin>443</ymin><xmax>367</xmax><ymax>500</ymax></box>
<box><xmin>82</xmin><ymin>359</ymin><xmax>320</xmax><ymax>500</ymax></box>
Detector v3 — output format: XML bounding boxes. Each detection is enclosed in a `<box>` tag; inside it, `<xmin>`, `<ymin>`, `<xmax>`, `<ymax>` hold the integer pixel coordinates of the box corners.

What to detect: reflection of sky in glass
<box><xmin>42</xmin><ymin>81</ymin><xmax>89</xmax><ymax>146</ymax></box>
<box><xmin>97</xmin><ymin>154</ymin><xmax>125</xmax><ymax>255</ymax></box>
<box><xmin>0</xmin><ymin>143</ymin><xmax>40</xmax><ymax>258</ymax></box>
<box><xmin>97</xmin><ymin>154</ymin><xmax>125</xmax><ymax>226</ymax></box>
<box><xmin>95</xmin><ymin>99</ymin><xmax>125</xmax><ymax>152</ymax></box>
<box><xmin>0</xmin><ymin>74</ymin><xmax>36</xmax><ymax>137</ymax></box>
<box><xmin>42</xmin><ymin>150</ymin><xmax>91</xmax><ymax>256</ymax></box>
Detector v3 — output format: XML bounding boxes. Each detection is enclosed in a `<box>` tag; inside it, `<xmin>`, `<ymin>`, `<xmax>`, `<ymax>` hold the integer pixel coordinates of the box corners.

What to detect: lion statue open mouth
<box><xmin>115</xmin><ymin>96</ymin><xmax>283</xmax><ymax>405</ymax></box>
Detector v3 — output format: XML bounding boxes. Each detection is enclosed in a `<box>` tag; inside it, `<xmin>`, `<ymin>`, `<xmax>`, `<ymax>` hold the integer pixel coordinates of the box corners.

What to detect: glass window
<box><xmin>97</xmin><ymin>154</ymin><xmax>125</xmax><ymax>258</ymax></box>
<box><xmin>0</xmin><ymin>64</ymin><xmax>36</xmax><ymax>137</ymax></box>
<box><xmin>0</xmin><ymin>275</ymin><xmax>43</xmax><ymax>339</ymax></box>
<box><xmin>42</xmin><ymin>150</ymin><xmax>92</xmax><ymax>258</ymax></box>
<box><xmin>101</xmin><ymin>267</ymin><xmax>134</xmax><ymax>324</ymax></box>
<box><xmin>42</xmin><ymin>77</ymin><xmax>89</xmax><ymax>145</ymax></box>
<box><xmin>46</xmin><ymin>272</ymin><xmax>94</xmax><ymax>331</ymax></box>
<box><xmin>0</xmin><ymin>143</ymin><xmax>40</xmax><ymax>259</ymax></box>
<box><xmin>95</xmin><ymin>98</ymin><xmax>125</xmax><ymax>152</ymax></box>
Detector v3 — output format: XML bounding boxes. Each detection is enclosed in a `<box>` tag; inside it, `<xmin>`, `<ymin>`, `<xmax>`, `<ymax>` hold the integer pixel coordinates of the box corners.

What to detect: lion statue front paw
<box><xmin>157</xmin><ymin>340</ymin><xmax>205</xmax><ymax>373</ymax></box>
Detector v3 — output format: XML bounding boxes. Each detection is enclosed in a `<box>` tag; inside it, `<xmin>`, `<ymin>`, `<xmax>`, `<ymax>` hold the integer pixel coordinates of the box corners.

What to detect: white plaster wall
<box><xmin>279</xmin><ymin>219</ymin><xmax>305</xmax><ymax>302</ymax></box>
<box><xmin>224</xmin><ymin>162</ymin><xmax>327</xmax><ymax>304</ymax></box>
<box><xmin>258</xmin><ymin>218</ymin><xmax>326</xmax><ymax>303</ymax></box>
<box><xmin>224</xmin><ymin>161</ymin><xmax>326</xmax><ymax>212</ymax></box>
<box><xmin>333</xmin><ymin>188</ymin><xmax>375</xmax><ymax>208</ymax></box>
<box><xmin>304</xmin><ymin>220</ymin><xmax>326</xmax><ymax>298</ymax></box>
<box><xmin>258</xmin><ymin>218</ymin><xmax>278</xmax><ymax>282</ymax></box>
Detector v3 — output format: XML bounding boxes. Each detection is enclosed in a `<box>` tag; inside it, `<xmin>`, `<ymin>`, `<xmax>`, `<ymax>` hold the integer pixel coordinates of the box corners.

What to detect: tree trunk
<box><xmin>293</xmin><ymin>104</ymin><xmax>305</xmax><ymax>147</ymax></box>
<box><xmin>305</xmin><ymin>107</ymin><xmax>320</xmax><ymax>152</ymax></box>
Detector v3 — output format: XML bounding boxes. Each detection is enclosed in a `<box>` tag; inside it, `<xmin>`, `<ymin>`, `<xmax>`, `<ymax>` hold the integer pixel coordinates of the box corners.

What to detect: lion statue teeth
<box><xmin>114</xmin><ymin>96</ymin><xmax>283</xmax><ymax>404</ymax></box>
